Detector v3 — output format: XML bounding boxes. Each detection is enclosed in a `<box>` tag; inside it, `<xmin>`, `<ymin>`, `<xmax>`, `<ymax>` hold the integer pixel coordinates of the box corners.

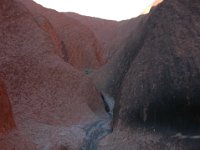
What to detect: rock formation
<box><xmin>1</xmin><ymin>0</ymin><xmax>200</xmax><ymax>149</ymax></box>
<box><xmin>92</xmin><ymin>14</ymin><xmax>150</xmax><ymax>97</ymax></box>
<box><xmin>0</xmin><ymin>79</ymin><xmax>36</xmax><ymax>150</ymax></box>
<box><xmin>98</xmin><ymin>0</ymin><xmax>200</xmax><ymax>149</ymax></box>
<box><xmin>0</xmin><ymin>80</ymin><xmax>15</xmax><ymax>134</ymax></box>
<box><xmin>0</xmin><ymin>0</ymin><xmax>105</xmax><ymax>149</ymax></box>
<box><xmin>17</xmin><ymin>0</ymin><xmax>105</xmax><ymax>70</ymax></box>
<box><xmin>65</xmin><ymin>12</ymin><xmax>119</xmax><ymax>60</ymax></box>
<box><xmin>118</xmin><ymin>0</ymin><xmax>200</xmax><ymax>130</ymax></box>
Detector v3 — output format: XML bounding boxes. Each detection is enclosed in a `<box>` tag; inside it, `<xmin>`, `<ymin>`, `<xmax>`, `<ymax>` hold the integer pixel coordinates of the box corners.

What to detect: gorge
<box><xmin>0</xmin><ymin>0</ymin><xmax>200</xmax><ymax>149</ymax></box>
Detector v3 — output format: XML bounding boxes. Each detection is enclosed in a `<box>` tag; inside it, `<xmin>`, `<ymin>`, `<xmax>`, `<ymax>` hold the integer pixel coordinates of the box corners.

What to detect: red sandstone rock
<box><xmin>0</xmin><ymin>130</ymin><xmax>36</xmax><ymax>150</ymax></box>
<box><xmin>0</xmin><ymin>80</ymin><xmax>15</xmax><ymax>134</ymax></box>
<box><xmin>0</xmin><ymin>79</ymin><xmax>36</xmax><ymax>150</ymax></box>
<box><xmin>0</xmin><ymin>0</ymin><xmax>105</xmax><ymax>149</ymax></box>
<box><xmin>34</xmin><ymin>14</ymin><xmax>63</xmax><ymax>58</ymax></box>
<box><xmin>17</xmin><ymin>0</ymin><xmax>105</xmax><ymax>70</ymax></box>
<box><xmin>65</xmin><ymin>12</ymin><xmax>119</xmax><ymax>60</ymax></box>
<box><xmin>4</xmin><ymin>0</ymin><xmax>200</xmax><ymax>149</ymax></box>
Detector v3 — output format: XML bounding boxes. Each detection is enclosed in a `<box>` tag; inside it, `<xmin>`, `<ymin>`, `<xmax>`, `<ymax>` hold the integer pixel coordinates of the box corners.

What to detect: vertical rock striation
<box><xmin>0</xmin><ymin>80</ymin><xmax>15</xmax><ymax>134</ymax></box>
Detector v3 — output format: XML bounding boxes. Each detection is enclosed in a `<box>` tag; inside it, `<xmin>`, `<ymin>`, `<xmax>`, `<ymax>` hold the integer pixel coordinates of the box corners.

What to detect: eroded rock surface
<box><xmin>0</xmin><ymin>0</ymin><xmax>105</xmax><ymax>149</ymax></box>
<box><xmin>0</xmin><ymin>79</ymin><xmax>36</xmax><ymax>150</ymax></box>
<box><xmin>1</xmin><ymin>0</ymin><xmax>200</xmax><ymax>149</ymax></box>
<box><xmin>65</xmin><ymin>13</ymin><xmax>119</xmax><ymax>60</ymax></box>
<box><xmin>92</xmin><ymin>14</ymin><xmax>150</xmax><ymax>98</ymax></box>
<box><xmin>118</xmin><ymin>0</ymin><xmax>200</xmax><ymax>130</ymax></box>
<box><xmin>99</xmin><ymin>0</ymin><xmax>200</xmax><ymax>149</ymax></box>
<box><xmin>0</xmin><ymin>80</ymin><xmax>15</xmax><ymax>134</ymax></box>
<box><xmin>18</xmin><ymin>0</ymin><xmax>105</xmax><ymax>70</ymax></box>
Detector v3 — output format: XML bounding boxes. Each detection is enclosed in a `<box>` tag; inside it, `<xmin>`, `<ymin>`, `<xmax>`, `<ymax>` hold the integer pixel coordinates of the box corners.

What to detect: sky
<box><xmin>33</xmin><ymin>0</ymin><xmax>156</xmax><ymax>21</ymax></box>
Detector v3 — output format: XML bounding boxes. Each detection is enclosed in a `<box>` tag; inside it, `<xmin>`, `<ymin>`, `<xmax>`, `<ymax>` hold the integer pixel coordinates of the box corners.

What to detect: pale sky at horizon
<box><xmin>33</xmin><ymin>0</ymin><xmax>156</xmax><ymax>21</ymax></box>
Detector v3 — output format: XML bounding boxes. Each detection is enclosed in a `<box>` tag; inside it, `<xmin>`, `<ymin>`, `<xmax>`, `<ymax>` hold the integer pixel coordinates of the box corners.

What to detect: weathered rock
<box><xmin>0</xmin><ymin>80</ymin><xmax>15</xmax><ymax>134</ymax></box>
<box><xmin>0</xmin><ymin>79</ymin><xmax>36</xmax><ymax>150</ymax></box>
<box><xmin>17</xmin><ymin>0</ymin><xmax>105</xmax><ymax>70</ymax></box>
<box><xmin>0</xmin><ymin>130</ymin><xmax>37</xmax><ymax>150</ymax></box>
<box><xmin>99</xmin><ymin>0</ymin><xmax>200</xmax><ymax>149</ymax></box>
<box><xmin>118</xmin><ymin>0</ymin><xmax>200</xmax><ymax>129</ymax></box>
<box><xmin>0</xmin><ymin>0</ymin><xmax>105</xmax><ymax>149</ymax></box>
<box><xmin>99</xmin><ymin>126</ymin><xmax>200</xmax><ymax>150</ymax></box>
<box><xmin>92</xmin><ymin>14</ymin><xmax>150</xmax><ymax>98</ymax></box>
<box><xmin>65</xmin><ymin>12</ymin><xmax>119</xmax><ymax>60</ymax></box>
<box><xmin>2</xmin><ymin>0</ymin><xmax>200</xmax><ymax>149</ymax></box>
<box><xmin>34</xmin><ymin>14</ymin><xmax>63</xmax><ymax>58</ymax></box>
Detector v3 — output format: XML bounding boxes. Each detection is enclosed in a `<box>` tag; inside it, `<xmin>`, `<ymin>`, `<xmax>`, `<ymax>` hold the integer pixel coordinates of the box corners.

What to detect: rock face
<box><xmin>98</xmin><ymin>0</ymin><xmax>200</xmax><ymax>149</ymax></box>
<box><xmin>0</xmin><ymin>0</ymin><xmax>105</xmax><ymax>149</ymax></box>
<box><xmin>0</xmin><ymin>80</ymin><xmax>15</xmax><ymax>134</ymax></box>
<box><xmin>65</xmin><ymin>12</ymin><xmax>119</xmax><ymax>60</ymax></box>
<box><xmin>45</xmin><ymin>14</ymin><xmax>105</xmax><ymax>70</ymax></box>
<box><xmin>92</xmin><ymin>14</ymin><xmax>150</xmax><ymax>98</ymax></box>
<box><xmin>118</xmin><ymin>0</ymin><xmax>200</xmax><ymax>129</ymax></box>
<box><xmin>0</xmin><ymin>80</ymin><xmax>36</xmax><ymax>150</ymax></box>
<box><xmin>17</xmin><ymin>0</ymin><xmax>105</xmax><ymax>70</ymax></box>
<box><xmin>34</xmin><ymin>15</ymin><xmax>63</xmax><ymax>58</ymax></box>
<box><xmin>2</xmin><ymin>0</ymin><xmax>200</xmax><ymax>149</ymax></box>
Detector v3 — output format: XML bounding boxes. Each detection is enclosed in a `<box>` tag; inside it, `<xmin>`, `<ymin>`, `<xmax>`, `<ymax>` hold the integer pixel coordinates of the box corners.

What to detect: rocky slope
<box><xmin>17</xmin><ymin>0</ymin><xmax>105</xmax><ymax>70</ymax></box>
<box><xmin>0</xmin><ymin>0</ymin><xmax>105</xmax><ymax>149</ymax></box>
<box><xmin>118</xmin><ymin>0</ymin><xmax>200</xmax><ymax>130</ymax></box>
<box><xmin>65</xmin><ymin>12</ymin><xmax>119</xmax><ymax>59</ymax></box>
<box><xmin>0</xmin><ymin>79</ymin><xmax>36</xmax><ymax>150</ymax></box>
<box><xmin>98</xmin><ymin>0</ymin><xmax>200</xmax><ymax>149</ymax></box>
<box><xmin>65</xmin><ymin>13</ymin><xmax>151</xmax><ymax>62</ymax></box>
<box><xmin>1</xmin><ymin>0</ymin><xmax>200</xmax><ymax>149</ymax></box>
<box><xmin>0</xmin><ymin>80</ymin><xmax>15</xmax><ymax>134</ymax></box>
<box><xmin>92</xmin><ymin>14</ymin><xmax>150</xmax><ymax>97</ymax></box>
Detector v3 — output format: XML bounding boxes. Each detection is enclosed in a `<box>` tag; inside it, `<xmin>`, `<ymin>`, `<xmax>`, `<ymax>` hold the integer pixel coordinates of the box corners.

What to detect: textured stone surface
<box><xmin>0</xmin><ymin>80</ymin><xmax>15</xmax><ymax>134</ymax></box>
<box><xmin>0</xmin><ymin>80</ymin><xmax>35</xmax><ymax>150</ymax></box>
<box><xmin>65</xmin><ymin>12</ymin><xmax>119</xmax><ymax>60</ymax></box>
<box><xmin>0</xmin><ymin>130</ymin><xmax>37</xmax><ymax>150</ymax></box>
<box><xmin>0</xmin><ymin>0</ymin><xmax>105</xmax><ymax>149</ymax></box>
<box><xmin>92</xmin><ymin>14</ymin><xmax>150</xmax><ymax>98</ymax></box>
<box><xmin>1</xmin><ymin>0</ymin><xmax>200</xmax><ymax>149</ymax></box>
<box><xmin>18</xmin><ymin>0</ymin><xmax>105</xmax><ymax>70</ymax></box>
<box><xmin>118</xmin><ymin>0</ymin><xmax>200</xmax><ymax>129</ymax></box>
<box><xmin>98</xmin><ymin>0</ymin><xmax>200</xmax><ymax>149</ymax></box>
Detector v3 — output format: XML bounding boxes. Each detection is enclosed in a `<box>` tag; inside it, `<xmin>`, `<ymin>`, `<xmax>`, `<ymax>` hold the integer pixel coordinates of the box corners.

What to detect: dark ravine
<box><xmin>80</xmin><ymin>92</ymin><xmax>115</xmax><ymax>150</ymax></box>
